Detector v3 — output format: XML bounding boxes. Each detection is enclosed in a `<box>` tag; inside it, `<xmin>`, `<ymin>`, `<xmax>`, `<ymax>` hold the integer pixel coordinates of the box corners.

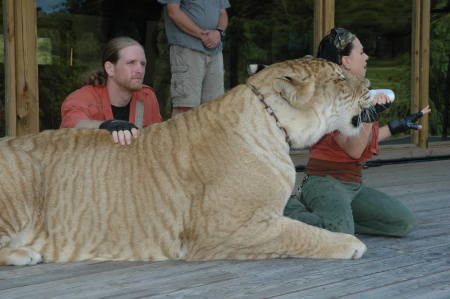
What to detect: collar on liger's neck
<box><xmin>247</xmin><ymin>84</ymin><xmax>293</xmax><ymax>148</ymax></box>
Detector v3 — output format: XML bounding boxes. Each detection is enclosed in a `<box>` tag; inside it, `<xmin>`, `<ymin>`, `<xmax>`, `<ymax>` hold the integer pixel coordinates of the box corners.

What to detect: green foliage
<box><xmin>38</xmin><ymin>64</ymin><xmax>87</xmax><ymax>130</ymax></box>
<box><xmin>336</xmin><ymin>0</ymin><xmax>411</xmax><ymax>34</ymax></box>
<box><xmin>367</xmin><ymin>55</ymin><xmax>411</xmax><ymax>127</ymax></box>
<box><xmin>222</xmin><ymin>0</ymin><xmax>314</xmax><ymax>87</ymax></box>
<box><xmin>150</xmin><ymin>18</ymin><xmax>172</xmax><ymax>120</ymax></box>
<box><xmin>430</xmin><ymin>13</ymin><xmax>450</xmax><ymax>136</ymax></box>
<box><xmin>2</xmin><ymin>0</ymin><xmax>448</xmax><ymax>139</ymax></box>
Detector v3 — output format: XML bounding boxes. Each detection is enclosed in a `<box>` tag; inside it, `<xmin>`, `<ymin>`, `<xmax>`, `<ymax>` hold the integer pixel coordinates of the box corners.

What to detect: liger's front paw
<box><xmin>3</xmin><ymin>247</ymin><xmax>43</xmax><ymax>266</ymax></box>
<box><xmin>350</xmin><ymin>240</ymin><xmax>367</xmax><ymax>259</ymax></box>
<box><xmin>328</xmin><ymin>233</ymin><xmax>367</xmax><ymax>259</ymax></box>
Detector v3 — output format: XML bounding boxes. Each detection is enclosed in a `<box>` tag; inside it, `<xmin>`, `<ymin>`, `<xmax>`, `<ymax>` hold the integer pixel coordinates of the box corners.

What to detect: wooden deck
<box><xmin>1</xmin><ymin>159</ymin><xmax>449</xmax><ymax>298</ymax></box>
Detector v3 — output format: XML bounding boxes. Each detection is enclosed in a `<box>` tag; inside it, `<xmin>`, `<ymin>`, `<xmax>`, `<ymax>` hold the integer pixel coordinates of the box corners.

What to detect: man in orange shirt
<box><xmin>60</xmin><ymin>36</ymin><xmax>162</xmax><ymax>145</ymax></box>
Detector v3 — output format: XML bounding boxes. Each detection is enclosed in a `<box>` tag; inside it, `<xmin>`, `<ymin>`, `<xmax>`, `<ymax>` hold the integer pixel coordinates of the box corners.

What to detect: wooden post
<box><xmin>3</xmin><ymin>0</ymin><xmax>16</xmax><ymax>136</ymax></box>
<box><xmin>411</xmin><ymin>0</ymin><xmax>430</xmax><ymax>148</ymax></box>
<box><xmin>3</xmin><ymin>0</ymin><xmax>39</xmax><ymax>136</ymax></box>
<box><xmin>314</xmin><ymin>0</ymin><xmax>335</xmax><ymax>54</ymax></box>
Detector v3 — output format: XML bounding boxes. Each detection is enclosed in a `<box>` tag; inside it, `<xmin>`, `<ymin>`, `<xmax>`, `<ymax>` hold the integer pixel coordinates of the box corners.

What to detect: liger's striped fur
<box><xmin>0</xmin><ymin>58</ymin><xmax>371</xmax><ymax>266</ymax></box>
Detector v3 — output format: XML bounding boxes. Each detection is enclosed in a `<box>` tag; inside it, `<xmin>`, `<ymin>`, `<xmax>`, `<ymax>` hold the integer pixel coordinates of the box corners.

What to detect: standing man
<box><xmin>60</xmin><ymin>37</ymin><xmax>162</xmax><ymax>145</ymax></box>
<box><xmin>158</xmin><ymin>0</ymin><xmax>230</xmax><ymax>116</ymax></box>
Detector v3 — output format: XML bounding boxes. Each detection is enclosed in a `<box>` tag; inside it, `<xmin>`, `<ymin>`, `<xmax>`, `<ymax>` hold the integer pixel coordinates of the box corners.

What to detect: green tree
<box><xmin>430</xmin><ymin>0</ymin><xmax>450</xmax><ymax>138</ymax></box>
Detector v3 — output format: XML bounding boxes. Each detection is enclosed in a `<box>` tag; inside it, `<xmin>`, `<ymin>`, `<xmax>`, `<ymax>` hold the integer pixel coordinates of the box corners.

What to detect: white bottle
<box><xmin>369</xmin><ymin>89</ymin><xmax>395</xmax><ymax>103</ymax></box>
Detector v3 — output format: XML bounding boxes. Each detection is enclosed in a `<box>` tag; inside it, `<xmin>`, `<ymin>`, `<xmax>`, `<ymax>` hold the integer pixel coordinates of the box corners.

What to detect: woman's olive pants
<box><xmin>284</xmin><ymin>175</ymin><xmax>416</xmax><ymax>236</ymax></box>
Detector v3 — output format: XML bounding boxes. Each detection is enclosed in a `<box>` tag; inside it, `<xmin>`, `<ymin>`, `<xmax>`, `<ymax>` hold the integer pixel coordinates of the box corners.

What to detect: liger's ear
<box><xmin>273</xmin><ymin>76</ymin><xmax>314</xmax><ymax>107</ymax></box>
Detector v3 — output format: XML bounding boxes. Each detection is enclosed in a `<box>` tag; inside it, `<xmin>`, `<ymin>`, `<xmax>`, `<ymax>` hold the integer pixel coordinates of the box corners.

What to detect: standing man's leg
<box><xmin>169</xmin><ymin>45</ymin><xmax>205</xmax><ymax>116</ymax></box>
<box><xmin>201</xmin><ymin>51</ymin><xmax>224</xmax><ymax>104</ymax></box>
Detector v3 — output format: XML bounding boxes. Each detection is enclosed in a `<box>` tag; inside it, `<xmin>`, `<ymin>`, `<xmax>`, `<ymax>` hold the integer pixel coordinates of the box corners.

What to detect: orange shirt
<box><xmin>309</xmin><ymin>122</ymin><xmax>380</xmax><ymax>163</ymax></box>
<box><xmin>60</xmin><ymin>85</ymin><xmax>162</xmax><ymax>128</ymax></box>
<box><xmin>305</xmin><ymin>123</ymin><xmax>381</xmax><ymax>182</ymax></box>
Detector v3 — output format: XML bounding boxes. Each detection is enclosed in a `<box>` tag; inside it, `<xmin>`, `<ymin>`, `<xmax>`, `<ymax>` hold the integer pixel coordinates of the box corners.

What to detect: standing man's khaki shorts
<box><xmin>169</xmin><ymin>45</ymin><xmax>224</xmax><ymax>108</ymax></box>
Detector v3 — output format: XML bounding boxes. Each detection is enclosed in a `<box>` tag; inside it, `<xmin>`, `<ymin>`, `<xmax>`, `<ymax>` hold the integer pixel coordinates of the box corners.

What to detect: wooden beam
<box><xmin>314</xmin><ymin>0</ymin><xmax>335</xmax><ymax>54</ymax></box>
<box><xmin>3</xmin><ymin>0</ymin><xmax>39</xmax><ymax>136</ymax></box>
<box><xmin>3</xmin><ymin>0</ymin><xmax>17</xmax><ymax>136</ymax></box>
<box><xmin>411</xmin><ymin>0</ymin><xmax>430</xmax><ymax>148</ymax></box>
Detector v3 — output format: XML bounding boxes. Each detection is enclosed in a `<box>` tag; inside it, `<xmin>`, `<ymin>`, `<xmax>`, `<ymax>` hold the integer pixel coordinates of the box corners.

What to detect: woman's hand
<box><xmin>371</xmin><ymin>92</ymin><xmax>390</xmax><ymax>106</ymax></box>
<box><xmin>352</xmin><ymin>92</ymin><xmax>392</xmax><ymax>126</ymax></box>
<box><xmin>387</xmin><ymin>105</ymin><xmax>432</xmax><ymax>135</ymax></box>
<box><xmin>420</xmin><ymin>105</ymin><xmax>432</xmax><ymax>117</ymax></box>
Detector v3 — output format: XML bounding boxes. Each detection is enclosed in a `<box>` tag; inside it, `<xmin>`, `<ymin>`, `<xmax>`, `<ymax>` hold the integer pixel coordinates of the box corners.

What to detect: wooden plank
<box><xmin>0</xmin><ymin>261</ymin><xmax>238</xmax><ymax>298</ymax></box>
<box><xmin>0</xmin><ymin>160</ymin><xmax>449</xmax><ymax>298</ymax></box>
<box><xmin>2</xmin><ymin>0</ymin><xmax>39</xmax><ymax>136</ymax></box>
<box><xmin>313</xmin><ymin>0</ymin><xmax>335</xmax><ymax>54</ymax></box>
<box><xmin>7</xmin><ymin>228</ymin><xmax>450</xmax><ymax>298</ymax></box>
<box><xmin>3</xmin><ymin>0</ymin><xmax>17</xmax><ymax>136</ymax></box>
<box><xmin>0</xmin><ymin>261</ymin><xmax>146</xmax><ymax>287</ymax></box>
<box><xmin>313</xmin><ymin>0</ymin><xmax>323</xmax><ymax>54</ymax></box>
<box><xmin>363</xmin><ymin>159</ymin><xmax>450</xmax><ymax>184</ymax></box>
<box><xmin>362</xmin><ymin>226</ymin><xmax>450</xmax><ymax>253</ymax></box>
<box><xmin>144</xmin><ymin>244</ymin><xmax>450</xmax><ymax>298</ymax></box>
<box><xmin>274</xmin><ymin>255</ymin><xmax>450</xmax><ymax>298</ymax></box>
<box><xmin>407</xmin><ymin>195</ymin><xmax>450</xmax><ymax>213</ymax></box>
<box><xmin>411</xmin><ymin>0</ymin><xmax>431</xmax><ymax>148</ymax></box>
<box><xmin>418</xmin><ymin>0</ymin><xmax>430</xmax><ymax>148</ymax></box>
<box><xmin>290</xmin><ymin>143</ymin><xmax>450</xmax><ymax>168</ymax></box>
<box><xmin>373</xmin><ymin>142</ymin><xmax>450</xmax><ymax>160</ymax></box>
<box><xmin>339</xmin><ymin>269</ymin><xmax>450</xmax><ymax>299</ymax></box>
<box><xmin>411</xmin><ymin>0</ymin><xmax>421</xmax><ymax>146</ymax></box>
<box><xmin>14</xmin><ymin>0</ymin><xmax>39</xmax><ymax>135</ymax></box>
<box><xmin>371</xmin><ymin>182</ymin><xmax>450</xmax><ymax>200</ymax></box>
<box><xmin>0</xmin><ymin>227</ymin><xmax>448</xmax><ymax>299</ymax></box>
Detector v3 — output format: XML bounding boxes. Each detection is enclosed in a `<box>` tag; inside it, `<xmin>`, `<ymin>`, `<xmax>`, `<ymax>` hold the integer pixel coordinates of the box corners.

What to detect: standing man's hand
<box><xmin>99</xmin><ymin>120</ymin><xmax>139</xmax><ymax>145</ymax></box>
<box><xmin>201</xmin><ymin>30</ymin><xmax>221</xmax><ymax>49</ymax></box>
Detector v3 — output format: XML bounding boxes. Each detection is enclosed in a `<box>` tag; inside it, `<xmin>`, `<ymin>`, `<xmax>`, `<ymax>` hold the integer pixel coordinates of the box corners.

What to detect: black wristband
<box><xmin>387</xmin><ymin>119</ymin><xmax>405</xmax><ymax>135</ymax></box>
<box><xmin>388</xmin><ymin>111</ymin><xmax>424</xmax><ymax>135</ymax></box>
<box><xmin>374</xmin><ymin>102</ymin><xmax>391</xmax><ymax>114</ymax></box>
<box><xmin>99</xmin><ymin>119</ymin><xmax>138</xmax><ymax>133</ymax></box>
<box><xmin>351</xmin><ymin>106</ymin><xmax>379</xmax><ymax>127</ymax></box>
<box><xmin>217</xmin><ymin>28</ymin><xmax>225</xmax><ymax>40</ymax></box>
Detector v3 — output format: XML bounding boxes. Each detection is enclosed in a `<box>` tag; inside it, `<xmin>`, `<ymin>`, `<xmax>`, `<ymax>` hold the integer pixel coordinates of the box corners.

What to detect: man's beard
<box><xmin>126</xmin><ymin>79</ymin><xmax>143</xmax><ymax>91</ymax></box>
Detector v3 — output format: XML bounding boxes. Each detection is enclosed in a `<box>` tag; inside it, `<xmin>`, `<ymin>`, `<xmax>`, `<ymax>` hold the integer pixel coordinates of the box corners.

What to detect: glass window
<box><xmin>430</xmin><ymin>0</ymin><xmax>450</xmax><ymax>141</ymax></box>
<box><xmin>36</xmin><ymin>0</ymin><xmax>166</xmax><ymax>127</ymax></box>
<box><xmin>335</xmin><ymin>0</ymin><xmax>413</xmax><ymax>145</ymax></box>
<box><xmin>35</xmin><ymin>1</ymin><xmax>314</xmax><ymax>123</ymax></box>
<box><xmin>224</xmin><ymin>0</ymin><xmax>314</xmax><ymax>88</ymax></box>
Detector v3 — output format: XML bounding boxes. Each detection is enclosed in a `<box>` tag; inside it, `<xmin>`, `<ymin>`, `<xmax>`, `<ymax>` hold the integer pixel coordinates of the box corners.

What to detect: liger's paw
<box><xmin>1</xmin><ymin>247</ymin><xmax>43</xmax><ymax>266</ymax></box>
<box><xmin>325</xmin><ymin>233</ymin><xmax>367</xmax><ymax>260</ymax></box>
<box><xmin>350</xmin><ymin>241</ymin><xmax>367</xmax><ymax>259</ymax></box>
<box><xmin>340</xmin><ymin>235</ymin><xmax>367</xmax><ymax>259</ymax></box>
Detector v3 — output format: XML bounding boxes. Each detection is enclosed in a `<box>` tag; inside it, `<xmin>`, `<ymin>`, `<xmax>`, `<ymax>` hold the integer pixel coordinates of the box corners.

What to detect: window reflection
<box><xmin>35</xmin><ymin>0</ymin><xmax>314</xmax><ymax>125</ymax></box>
<box><xmin>430</xmin><ymin>0</ymin><xmax>450</xmax><ymax>141</ymax></box>
<box><xmin>225</xmin><ymin>0</ymin><xmax>314</xmax><ymax>88</ymax></box>
<box><xmin>36</xmin><ymin>0</ymin><xmax>166</xmax><ymax>127</ymax></box>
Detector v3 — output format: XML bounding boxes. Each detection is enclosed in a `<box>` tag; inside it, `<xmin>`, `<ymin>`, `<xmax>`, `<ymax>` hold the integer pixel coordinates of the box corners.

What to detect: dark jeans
<box><xmin>284</xmin><ymin>175</ymin><xmax>416</xmax><ymax>237</ymax></box>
